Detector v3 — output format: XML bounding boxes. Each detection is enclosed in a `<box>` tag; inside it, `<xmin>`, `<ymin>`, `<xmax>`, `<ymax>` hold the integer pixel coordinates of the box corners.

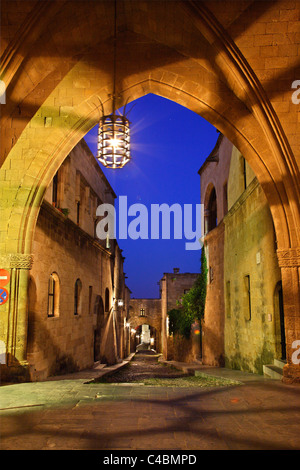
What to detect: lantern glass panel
<box><xmin>97</xmin><ymin>114</ymin><xmax>131</xmax><ymax>169</ymax></box>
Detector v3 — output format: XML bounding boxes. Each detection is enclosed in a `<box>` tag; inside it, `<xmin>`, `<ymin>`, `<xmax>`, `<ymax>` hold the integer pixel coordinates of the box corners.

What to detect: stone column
<box><xmin>277</xmin><ymin>248</ymin><xmax>300</xmax><ymax>384</ymax></box>
<box><xmin>0</xmin><ymin>253</ymin><xmax>33</xmax><ymax>381</ymax></box>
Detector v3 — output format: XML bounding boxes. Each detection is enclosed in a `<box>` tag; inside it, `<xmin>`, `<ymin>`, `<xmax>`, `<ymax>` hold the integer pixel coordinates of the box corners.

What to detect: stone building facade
<box><xmin>199</xmin><ymin>133</ymin><xmax>232</xmax><ymax>366</ymax></box>
<box><xmin>128</xmin><ymin>269</ymin><xmax>200</xmax><ymax>360</ymax></box>
<box><xmin>224</xmin><ymin>149</ymin><xmax>282</xmax><ymax>375</ymax></box>
<box><xmin>200</xmin><ymin>135</ymin><xmax>284</xmax><ymax>375</ymax></box>
<box><xmin>160</xmin><ymin>269</ymin><xmax>200</xmax><ymax>361</ymax></box>
<box><xmin>25</xmin><ymin>139</ymin><xmax>129</xmax><ymax>381</ymax></box>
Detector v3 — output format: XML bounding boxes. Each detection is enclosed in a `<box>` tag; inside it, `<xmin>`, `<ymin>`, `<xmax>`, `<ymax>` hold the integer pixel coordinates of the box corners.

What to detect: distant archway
<box><xmin>135</xmin><ymin>324</ymin><xmax>158</xmax><ymax>352</ymax></box>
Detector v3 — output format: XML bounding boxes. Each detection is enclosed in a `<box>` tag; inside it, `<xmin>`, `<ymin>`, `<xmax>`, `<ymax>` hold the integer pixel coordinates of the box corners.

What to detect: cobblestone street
<box><xmin>94</xmin><ymin>351</ymin><xmax>191</xmax><ymax>383</ymax></box>
<box><xmin>1</xmin><ymin>0</ymin><xmax>300</xmax><ymax>458</ymax></box>
<box><xmin>1</xmin><ymin>352</ymin><xmax>300</xmax><ymax>451</ymax></box>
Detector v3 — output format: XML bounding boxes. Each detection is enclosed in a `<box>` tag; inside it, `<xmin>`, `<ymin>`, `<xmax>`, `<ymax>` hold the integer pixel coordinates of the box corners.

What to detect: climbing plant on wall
<box><xmin>167</xmin><ymin>249</ymin><xmax>208</xmax><ymax>339</ymax></box>
<box><xmin>168</xmin><ymin>307</ymin><xmax>193</xmax><ymax>339</ymax></box>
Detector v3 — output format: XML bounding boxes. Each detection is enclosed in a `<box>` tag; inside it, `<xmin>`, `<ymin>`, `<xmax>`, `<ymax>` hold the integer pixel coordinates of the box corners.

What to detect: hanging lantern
<box><xmin>97</xmin><ymin>113</ymin><xmax>131</xmax><ymax>169</ymax></box>
<box><xmin>97</xmin><ymin>0</ymin><xmax>131</xmax><ymax>169</ymax></box>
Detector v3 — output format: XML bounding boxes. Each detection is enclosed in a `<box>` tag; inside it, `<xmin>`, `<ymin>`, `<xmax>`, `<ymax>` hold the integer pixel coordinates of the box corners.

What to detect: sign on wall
<box><xmin>0</xmin><ymin>287</ymin><xmax>9</xmax><ymax>306</ymax></box>
<box><xmin>0</xmin><ymin>270</ymin><xmax>10</xmax><ymax>306</ymax></box>
<box><xmin>0</xmin><ymin>269</ymin><xmax>10</xmax><ymax>287</ymax></box>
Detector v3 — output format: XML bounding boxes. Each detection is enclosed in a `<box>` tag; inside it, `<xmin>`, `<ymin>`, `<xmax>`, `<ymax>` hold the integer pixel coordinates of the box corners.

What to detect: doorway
<box><xmin>274</xmin><ymin>281</ymin><xmax>286</xmax><ymax>361</ymax></box>
<box><xmin>94</xmin><ymin>295</ymin><xmax>104</xmax><ymax>362</ymax></box>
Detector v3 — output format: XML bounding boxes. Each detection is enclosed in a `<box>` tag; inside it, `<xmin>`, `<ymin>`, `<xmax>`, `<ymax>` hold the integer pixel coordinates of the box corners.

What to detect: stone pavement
<box><xmin>1</xmin><ymin>354</ymin><xmax>300</xmax><ymax>450</ymax></box>
<box><xmin>159</xmin><ymin>358</ymin><xmax>276</xmax><ymax>382</ymax></box>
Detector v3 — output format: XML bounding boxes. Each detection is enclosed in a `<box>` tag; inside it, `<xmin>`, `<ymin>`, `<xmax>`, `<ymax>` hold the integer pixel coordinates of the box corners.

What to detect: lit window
<box><xmin>140</xmin><ymin>308</ymin><xmax>145</xmax><ymax>317</ymax></box>
<box><xmin>48</xmin><ymin>273</ymin><xmax>60</xmax><ymax>317</ymax></box>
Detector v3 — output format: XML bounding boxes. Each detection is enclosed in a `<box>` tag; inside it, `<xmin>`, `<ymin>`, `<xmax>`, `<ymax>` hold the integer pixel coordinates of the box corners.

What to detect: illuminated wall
<box><xmin>224</xmin><ymin>148</ymin><xmax>282</xmax><ymax>374</ymax></box>
<box><xmin>27</xmin><ymin>140</ymin><xmax>127</xmax><ymax>380</ymax></box>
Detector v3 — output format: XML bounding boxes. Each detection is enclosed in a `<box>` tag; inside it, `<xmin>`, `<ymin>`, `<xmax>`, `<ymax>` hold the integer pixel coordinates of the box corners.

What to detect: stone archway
<box><xmin>131</xmin><ymin>321</ymin><xmax>161</xmax><ymax>354</ymax></box>
<box><xmin>94</xmin><ymin>295</ymin><xmax>105</xmax><ymax>363</ymax></box>
<box><xmin>135</xmin><ymin>324</ymin><xmax>159</xmax><ymax>352</ymax></box>
<box><xmin>1</xmin><ymin>0</ymin><xmax>299</xmax><ymax>382</ymax></box>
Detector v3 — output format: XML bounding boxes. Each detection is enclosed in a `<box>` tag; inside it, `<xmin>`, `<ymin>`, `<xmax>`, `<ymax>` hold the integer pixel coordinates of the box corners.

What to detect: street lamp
<box><xmin>97</xmin><ymin>0</ymin><xmax>131</xmax><ymax>169</ymax></box>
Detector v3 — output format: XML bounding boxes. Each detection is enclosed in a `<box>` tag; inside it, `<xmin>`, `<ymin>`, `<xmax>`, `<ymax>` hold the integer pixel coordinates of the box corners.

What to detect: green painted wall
<box><xmin>224</xmin><ymin>149</ymin><xmax>282</xmax><ymax>374</ymax></box>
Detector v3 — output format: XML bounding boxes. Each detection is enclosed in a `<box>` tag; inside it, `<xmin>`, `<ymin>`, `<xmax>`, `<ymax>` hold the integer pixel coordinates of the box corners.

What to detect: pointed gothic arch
<box><xmin>1</xmin><ymin>0</ymin><xmax>299</xmax><ymax>382</ymax></box>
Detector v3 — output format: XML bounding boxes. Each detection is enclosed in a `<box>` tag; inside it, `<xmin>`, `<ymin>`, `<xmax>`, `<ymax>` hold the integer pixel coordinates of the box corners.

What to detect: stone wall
<box><xmin>224</xmin><ymin>175</ymin><xmax>282</xmax><ymax>374</ymax></box>
<box><xmin>43</xmin><ymin>138</ymin><xmax>116</xmax><ymax>240</ymax></box>
<box><xmin>26</xmin><ymin>141</ymin><xmax>127</xmax><ymax>381</ymax></box>
<box><xmin>161</xmin><ymin>270</ymin><xmax>200</xmax><ymax>361</ymax></box>
<box><xmin>161</xmin><ymin>271</ymin><xmax>200</xmax><ymax>313</ymax></box>
<box><xmin>202</xmin><ymin>222</ymin><xmax>225</xmax><ymax>367</ymax></box>
<box><xmin>28</xmin><ymin>203</ymin><xmax>116</xmax><ymax>380</ymax></box>
<box><xmin>199</xmin><ymin>135</ymin><xmax>232</xmax><ymax>366</ymax></box>
<box><xmin>129</xmin><ymin>298</ymin><xmax>162</xmax><ymax>332</ymax></box>
<box><xmin>199</xmin><ymin>133</ymin><xmax>232</xmax><ymax>225</ymax></box>
<box><xmin>200</xmin><ymin>137</ymin><xmax>283</xmax><ymax>374</ymax></box>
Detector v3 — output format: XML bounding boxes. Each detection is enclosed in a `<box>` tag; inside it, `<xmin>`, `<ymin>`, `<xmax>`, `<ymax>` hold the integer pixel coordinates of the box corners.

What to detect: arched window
<box><xmin>48</xmin><ymin>272</ymin><xmax>60</xmax><ymax>317</ymax></box>
<box><xmin>105</xmin><ymin>288</ymin><xmax>110</xmax><ymax>313</ymax></box>
<box><xmin>74</xmin><ymin>278</ymin><xmax>82</xmax><ymax>315</ymax></box>
<box><xmin>205</xmin><ymin>186</ymin><xmax>217</xmax><ymax>233</ymax></box>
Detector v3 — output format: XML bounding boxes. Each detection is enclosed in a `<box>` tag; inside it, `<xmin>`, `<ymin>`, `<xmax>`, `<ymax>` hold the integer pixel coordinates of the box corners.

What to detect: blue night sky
<box><xmin>85</xmin><ymin>94</ymin><xmax>218</xmax><ymax>298</ymax></box>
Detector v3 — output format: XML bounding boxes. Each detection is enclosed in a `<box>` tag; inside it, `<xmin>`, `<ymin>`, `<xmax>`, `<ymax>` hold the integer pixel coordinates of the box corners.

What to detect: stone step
<box><xmin>263</xmin><ymin>364</ymin><xmax>283</xmax><ymax>380</ymax></box>
<box><xmin>273</xmin><ymin>358</ymin><xmax>287</xmax><ymax>370</ymax></box>
<box><xmin>93</xmin><ymin>362</ymin><xmax>107</xmax><ymax>370</ymax></box>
